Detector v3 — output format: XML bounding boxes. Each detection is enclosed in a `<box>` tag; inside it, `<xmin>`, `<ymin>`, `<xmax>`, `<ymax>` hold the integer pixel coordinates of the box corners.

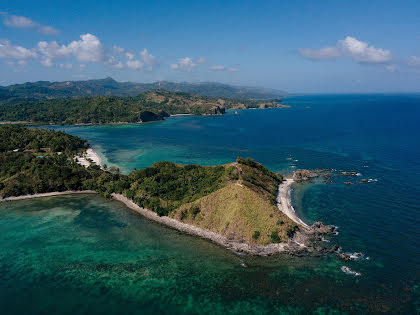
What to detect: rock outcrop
<box><xmin>293</xmin><ymin>169</ymin><xmax>319</xmax><ymax>181</ymax></box>
<box><xmin>209</xmin><ymin>106</ymin><xmax>226</xmax><ymax>115</ymax></box>
<box><xmin>140</xmin><ymin>111</ymin><xmax>164</xmax><ymax>122</ymax></box>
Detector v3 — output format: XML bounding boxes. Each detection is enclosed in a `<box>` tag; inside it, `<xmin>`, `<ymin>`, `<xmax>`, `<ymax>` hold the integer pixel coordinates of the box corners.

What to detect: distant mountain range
<box><xmin>0</xmin><ymin>77</ymin><xmax>286</xmax><ymax>103</ymax></box>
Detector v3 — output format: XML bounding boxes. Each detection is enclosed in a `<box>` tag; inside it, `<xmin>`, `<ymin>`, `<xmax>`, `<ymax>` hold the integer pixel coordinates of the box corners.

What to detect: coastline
<box><xmin>0</xmin><ymin>189</ymin><xmax>334</xmax><ymax>256</ymax></box>
<box><xmin>75</xmin><ymin>148</ymin><xmax>103</xmax><ymax>169</ymax></box>
<box><xmin>111</xmin><ymin>193</ymin><xmax>292</xmax><ymax>256</ymax></box>
<box><xmin>276</xmin><ymin>177</ymin><xmax>309</xmax><ymax>228</ymax></box>
<box><xmin>0</xmin><ymin>190</ymin><xmax>97</xmax><ymax>202</ymax></box>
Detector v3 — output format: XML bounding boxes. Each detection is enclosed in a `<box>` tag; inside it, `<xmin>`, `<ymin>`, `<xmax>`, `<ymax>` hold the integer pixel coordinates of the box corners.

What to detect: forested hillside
<box><xmin>0</xmin><ymin>77</ymin><xmax>286</xmax><ymax>103</ymax></box>
<box><xmin>0</xmin><ymin>90</ymin><xmax>282</xmax><ymax>125</ymax></box>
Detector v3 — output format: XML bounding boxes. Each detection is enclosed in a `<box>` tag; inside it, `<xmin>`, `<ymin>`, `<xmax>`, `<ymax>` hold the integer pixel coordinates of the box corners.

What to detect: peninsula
<box><xmin>0</xmin><ymin>126</ymin><xmax>336</xmax><ymax>255</ymax></box>
<box><xmin>0</xmin><ymin>89</ymin><xmax>289</xmax><ymax>125</ymax></box>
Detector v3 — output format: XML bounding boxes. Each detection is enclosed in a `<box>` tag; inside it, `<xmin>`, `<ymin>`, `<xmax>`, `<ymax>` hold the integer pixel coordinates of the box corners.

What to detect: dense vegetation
<box><xmin>0</xmin><ymin>90</ymin><xmax>276</xmax><ymax>124</ymax></box>
<box><xmin>125</xmin><ymin>162</ymin><xmax>234</xmax><ymax>216</ymax></box>
<box><xmin>0</xmin><ymin>125</ymin><xmax>88</xmax><ymax>153</ymax></box>
<box><xmin>0</xmin><ymin>77</ymin><xmax>286</xmax><ymax>103</ymax></box>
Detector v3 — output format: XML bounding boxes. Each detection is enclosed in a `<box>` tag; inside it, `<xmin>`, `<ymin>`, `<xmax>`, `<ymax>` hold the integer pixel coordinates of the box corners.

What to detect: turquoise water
<box><xmin>2</xmin><ymin>94</ymin><xmax>420</xmax><ymax>313</ymax></box>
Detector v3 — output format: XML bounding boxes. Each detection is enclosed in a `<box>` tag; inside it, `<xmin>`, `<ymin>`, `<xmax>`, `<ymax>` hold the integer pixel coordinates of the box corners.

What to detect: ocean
<box><xmin>1</xmin><ymin>94</ymin><xmax>419</xmax><ymax>313</ymax></box>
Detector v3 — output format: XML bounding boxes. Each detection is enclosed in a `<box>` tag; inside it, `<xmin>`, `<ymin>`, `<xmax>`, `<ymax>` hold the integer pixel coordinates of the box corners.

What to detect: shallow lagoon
<box><xmin>2</xmin><ymin>94</ymin><xmax>419</xmax><ymax>313</ymax></box>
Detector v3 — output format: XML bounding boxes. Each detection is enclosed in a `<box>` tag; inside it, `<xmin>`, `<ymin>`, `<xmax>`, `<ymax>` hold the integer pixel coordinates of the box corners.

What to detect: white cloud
<box><xmin>170</xmin><ymin>57</ymin><xmax>199</xmax><ymax>72</ymax></box>
<box><xmin>299</xmin><ymin>36</ymin><xmax>392</xmax><ymax>63</ymax></box>
<box><xmin>210</xmin><ymin>65</ymin><xmax>225</xmax><ymax>71</ymax></box>
<box><xmin>113</xmin><ymin>45</ymin><xmax>125</xmax><ymax>54</ymax></box>
<box><xmin>1</xmin><ymin>13</ymin><xmax>59</xmax><ymax>34</ymax></box>
<box><xmin>112</xmin><ymin>61</ymin><xmax>124</xmax><ymax>69</ymax></box>
<box><xmin>125</xmin><ymin>52</ymin><xmax>135</xmax><ymax>60</ymax></box>
<box><xmin>126</xmin><ymin>59</ymin><xmax>144</xmax><ymax>70</ymax></box>
<box><xmin>0</xmin><ymin>39</ymin><xmax>37</xmax><ymax>59</ymax></box>
<box><xmin>67</xmin><ymin>34</ymin><xmax>104</xmax><ymax>62</ymax></box>
<box><xmin>0</xmin><ymin>32</ymin><xmax>157</xmax><ymax>72</ymax></box>
<box><xmin>408</xmin><ymin>56</ymin><xmax>420</xmax><ymax>67</ymax></box>
<box><xmin>37</xmin><ymin>33</ymin><xmax>105</xmax><ymax>66</ymax></box>
<box><xmin>140</xmin><ymin>49</ymin><xmax>156</xmax><ymax>65</ymax></box>
<box><xmin>39</xmin><ymin>25</ymin><xmax>60</xmax><ymax>35</ymax></box>
<box><xmin>385</xmin><ymin>64</ymin><xmax>398</xmax><ymax>72</ymax></box>
<box><xmin>3</xmin><ymin>14</ymin><xmax>35</xmax><ymax>28</ymax></box>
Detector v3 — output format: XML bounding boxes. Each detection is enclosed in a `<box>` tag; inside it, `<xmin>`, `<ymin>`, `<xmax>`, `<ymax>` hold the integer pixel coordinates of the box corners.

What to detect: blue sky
<box><xmin>1</xmin><ymin>0</ymin><xmax>419</xmax><ymax>93</ymax></box>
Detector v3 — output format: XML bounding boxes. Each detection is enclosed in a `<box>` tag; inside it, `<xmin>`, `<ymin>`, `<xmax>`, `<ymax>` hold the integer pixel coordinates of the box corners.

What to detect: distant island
<box><xmin>0</xmin><ymin>126</ymin><xmax>336</xmax><ymax>255</ymax></box>
<box><xmin>0</xmin><ymin>77</ymin><xmax>287</xmax><ymax>103</ymax></box>
<box><xmin>0</xmin><ymin>89</ymin><xmax>289</xmax><ymax>125</ymax></box>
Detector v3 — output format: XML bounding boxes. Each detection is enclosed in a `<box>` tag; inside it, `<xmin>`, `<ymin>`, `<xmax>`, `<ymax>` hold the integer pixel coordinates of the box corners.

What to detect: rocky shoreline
<box><xmin>112</xmin><ymin>193</ymin><xmax>338</xmax><ymax>256</ymax></box>
<box><xmin>1</xmin><ymin>188</ymin><xmax>339</xmax><ymax>257</ymax></box>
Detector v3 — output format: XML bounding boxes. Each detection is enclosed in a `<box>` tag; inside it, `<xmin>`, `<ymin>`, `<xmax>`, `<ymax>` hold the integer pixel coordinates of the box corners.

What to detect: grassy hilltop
<box><xmin>0</xmin><ymin>126</ymin><xmax>295</xmax><ymax>245</ymax></box>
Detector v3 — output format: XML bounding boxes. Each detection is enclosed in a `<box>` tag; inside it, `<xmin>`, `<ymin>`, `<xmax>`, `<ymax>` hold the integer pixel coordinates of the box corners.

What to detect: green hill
<box><xmin>0</xmin><ymin>77</ymin><xmax>287</xmax><ymax>103</ymax></box>
<box><xmin>0</xmin><ymin>90</ymin><xmax>284</xmax><ymax>125</ymax></box>
<box><xmin>0</xmin><ymin>126</ymin><xmax>295</xmax><ymax>246</ymax></box>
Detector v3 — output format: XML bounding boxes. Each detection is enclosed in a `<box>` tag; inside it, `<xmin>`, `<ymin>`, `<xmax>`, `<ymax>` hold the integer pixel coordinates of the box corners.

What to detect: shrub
<box><xmin>270</xmin><ymin>231</ymin><xmax>281</xmax><ymax>243</ymax></box>
<box><xmin>252</xmin><ymin>231</ymin><xmax>260</xmax><ymax>240</ymax></box>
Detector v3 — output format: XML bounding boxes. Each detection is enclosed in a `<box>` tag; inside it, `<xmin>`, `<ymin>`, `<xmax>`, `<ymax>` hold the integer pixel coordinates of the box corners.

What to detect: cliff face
<box><xmin>139</xmin><ymin>111</ymin><xmax>164</xmax><ymax>122</ymax></box>
<box><xmin>209</xmin><ymin>106</ymin><xmax>226</xmax><ymax>115</ymax></box>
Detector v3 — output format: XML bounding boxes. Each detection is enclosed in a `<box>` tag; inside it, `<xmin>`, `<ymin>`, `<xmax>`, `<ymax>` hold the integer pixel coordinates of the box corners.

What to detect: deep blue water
<box><xmin>1</xmin><ymin>94</ymin><xmax>419</xmax><ymax>313</ymax></box>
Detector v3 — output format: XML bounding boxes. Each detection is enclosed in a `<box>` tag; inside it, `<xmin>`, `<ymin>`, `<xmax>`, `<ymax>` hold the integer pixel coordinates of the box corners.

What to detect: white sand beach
<box><xmin>277</xmin><ymin>177</ymin><xmax>309</xmax><ymax>228</ymax></box>
<box><xmin>75</xmin><ymin>148</ymin><xmax>103</xmax><ymax>169</ymax></box>
<box><xmin>0</xmin><ymin>190</ymin><xmax>97</xmax><ymax>202</ymax></box>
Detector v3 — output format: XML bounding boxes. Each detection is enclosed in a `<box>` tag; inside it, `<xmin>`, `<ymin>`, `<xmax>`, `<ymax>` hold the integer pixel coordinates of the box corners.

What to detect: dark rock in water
<box><xmin>341</xmin><ymin>171</ymin><xmax>358</xmax><ymax>176</ymax></box>
<box><xmin>209</xmin><ymin>105</ymin><xmax>225</xmax><ymax>115</ymax></box>
<box><xmin>309</xmin><ymin>221</ymin><xmax>337</xmax><ymax>234</ymax></box>
<box><xmin>294</xmin><ymin>169</ymin><xmax>319</xmax><ymax>181</ymax></box>
<box><xmin>337</xmin><ymin>253</ymin><xmax>352</xmax><ymax>261</ymax></box>
<box><xmin>140</xmin><ymin>111</ymin><xmax>164</xmax><ymax>122</ymax></box>
<box><xmin>328</xmin><ymin>245</ymin><xmax>340</xmax><ymax>253</ymax></box>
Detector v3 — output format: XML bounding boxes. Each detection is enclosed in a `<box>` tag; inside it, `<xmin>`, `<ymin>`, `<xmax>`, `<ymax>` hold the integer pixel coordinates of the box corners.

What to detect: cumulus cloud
<box><xmin>170</xmin><ymin>57</ymin><xmax>201</xmax><ymax>72</ymax></box>
<box><xmin>299</xmin><ymin>36</ymin><xmax>392</xmax><ymax>63</ymax></box>
<box><xmin>1</xmin><ymin>13</ymin><xmax>59</xmax><ymax>34</ymax></box>
<box><xmin>125</xmin><ymin>52</ymin><xmax>135</xmax><ymax>60</ymax></box>
<box><xmin>0</xmin><ymin>32</ymin><xmax>157</xmax><ymax>72</ymax></box>
<box><xmin>37</xmin><ymin>34</ymin><xmax>105</xmax><ymax>66</ymax></box>
<box><xmin>126</xmin><ymin>59</ymin><xmax>144</xmax><ymax>70</ymax></box>
<box><xmin>0</xmin><ymin>39</ymin><xmax>37</xmax><ymax>59</ymax></box>
<box><xmin>123</xmin><ymin>49</ymin><xmax>157</xmax><ymax>71</ymax></box>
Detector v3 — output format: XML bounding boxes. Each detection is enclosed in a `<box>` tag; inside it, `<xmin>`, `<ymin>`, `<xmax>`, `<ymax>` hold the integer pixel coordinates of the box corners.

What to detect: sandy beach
<box><xmin>0</xmin><ymin>190</ymin><xmax>97</xmax><ymax>202</ymax></box>
<box><xmin>75</xmin><ymin>148</ymin><xmax>103</xmax><ymax>169</ymax></box>
<box><xmin>277</xmin><ymin>177</ymin><xmax>309</xmax><ymax>228</ymax></box>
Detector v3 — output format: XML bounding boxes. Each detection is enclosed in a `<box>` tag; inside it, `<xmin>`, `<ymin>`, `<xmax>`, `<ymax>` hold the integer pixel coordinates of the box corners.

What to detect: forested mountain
<box><xmin>0</xmin><ymin>77</ymin><xmax>286</xmax><ymax>103</ymax></box>
<box><xmin>0</xmin><ymin>90</ymin><xmax>286</xmax><ymax>125</ymax></box>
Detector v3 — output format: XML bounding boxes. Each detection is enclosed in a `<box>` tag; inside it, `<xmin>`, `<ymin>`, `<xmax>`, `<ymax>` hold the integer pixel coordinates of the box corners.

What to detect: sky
<box><xmin>0</xmin><ymin>0</ymin><xmax>420</xmax><ymax>93</ymax></box>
